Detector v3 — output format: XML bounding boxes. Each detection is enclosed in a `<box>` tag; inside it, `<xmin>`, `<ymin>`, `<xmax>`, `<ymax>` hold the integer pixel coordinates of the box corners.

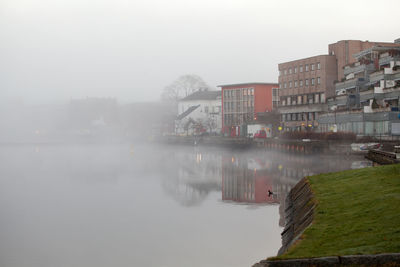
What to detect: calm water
<box><xmin>0</xmin><ymin>143</ymin><xmax>370</xmax><ymax>267</ymax></box>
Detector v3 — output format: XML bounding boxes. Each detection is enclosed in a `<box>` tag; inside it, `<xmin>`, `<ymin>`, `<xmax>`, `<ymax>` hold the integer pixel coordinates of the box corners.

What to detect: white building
<box><xmin>175</xmin><ymin>90</ymin><xmax>222</xmax><ymax>135</ymax></box>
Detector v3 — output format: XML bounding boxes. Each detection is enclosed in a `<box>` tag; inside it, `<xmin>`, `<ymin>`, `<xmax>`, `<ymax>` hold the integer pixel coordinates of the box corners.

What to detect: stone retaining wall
<box><xmin>278</xmin><ymin>177</ymin><xmax>315</xmax><ymax>256</ymax></box>
<box><xmin>253</xmin><ymin>253</ymin><xmax>400</xmax><ymax>266</ymax></box>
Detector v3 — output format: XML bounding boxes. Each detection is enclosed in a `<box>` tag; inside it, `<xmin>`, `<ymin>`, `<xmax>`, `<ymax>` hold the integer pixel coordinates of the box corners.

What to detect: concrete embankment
<box><xmin>253</xmin><ymin>253</ymin><xmax>400</xmax><ymax>267</ymax></box>
<box><xmin>365</xmin><ymin>149</ymin><xmax>400</xmax><ymax>165</ymax></box>
<box><xmin>277</xmin><ymin>177</ymin><xmax>315</xmax><ymax>256</ymax></box>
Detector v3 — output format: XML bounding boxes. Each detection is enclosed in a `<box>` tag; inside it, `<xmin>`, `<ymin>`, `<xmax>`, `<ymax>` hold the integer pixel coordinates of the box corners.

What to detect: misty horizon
<box><xmin>1</xmin><ymin>0</ymin><xmax>399</xmax><ymax>105</ymax></box>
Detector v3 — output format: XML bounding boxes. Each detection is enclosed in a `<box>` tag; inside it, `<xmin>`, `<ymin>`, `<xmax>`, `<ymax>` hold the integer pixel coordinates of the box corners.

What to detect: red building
<box><xmin>218</xmin><ymin>83</ymin><xmax>279</xmax><ymax>136</ymax></box>
<box><xmin>221</xmin><ymin>156</ymin><xmax>279</xmax><ymax>204</ymax></box>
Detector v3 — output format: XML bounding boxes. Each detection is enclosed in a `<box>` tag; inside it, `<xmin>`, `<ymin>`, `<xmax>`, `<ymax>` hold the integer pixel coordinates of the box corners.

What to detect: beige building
<box><xmin>328</xmin><ymin>40</ymin><xmax>400</xmax><ymax>82</ymax></box>
<box><xmin>278</xmin><ymin>39</ymin><xmax>400</xmax><ymax>131</ymax></box>
<box><xmin>278</xmin><ymin>55</ymin><xmax>337</xmax><ymax>130</ymax></box>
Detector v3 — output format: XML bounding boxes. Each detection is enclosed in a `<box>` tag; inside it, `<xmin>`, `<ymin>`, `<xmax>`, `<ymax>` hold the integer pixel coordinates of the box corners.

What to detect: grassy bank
<box><xmin>274</xmin><ymin>163</ymin><xmax>400</xmax><ymax>260</ymax></box>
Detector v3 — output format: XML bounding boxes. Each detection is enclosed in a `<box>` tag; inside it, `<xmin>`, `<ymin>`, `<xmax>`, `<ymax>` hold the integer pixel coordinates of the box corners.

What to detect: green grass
<box><xmin>273</xmin><ymin>163</ymin><xmax>400</xmax><ymax>260</ymax></box>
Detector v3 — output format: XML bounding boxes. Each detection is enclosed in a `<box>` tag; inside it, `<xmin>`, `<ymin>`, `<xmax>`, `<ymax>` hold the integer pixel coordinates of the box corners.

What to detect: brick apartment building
<box><xmin>278</xmin><ymin>39</ymin><xmax>400</xmax><ymax>132</ymax></box>
<box><xmin>328</xmin><ymin>40</ymin><xmax>400</xmax><ymax>83</ymax></box>
<box><xmin>278</xmin><ymin>55</ymin><xmax>337</xmax><ymax>131</ymax></box>
<box><xmin>219</xmin><ymin>83</ymin><xmax>279</xmax><ymax>136</ymax></box>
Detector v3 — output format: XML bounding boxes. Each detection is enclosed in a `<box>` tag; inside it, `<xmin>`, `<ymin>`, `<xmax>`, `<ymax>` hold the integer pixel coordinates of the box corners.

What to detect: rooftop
<box><xmin>176</xmin><ymin>105</ymin><xmax>200</xmax><ymax>120</ymax></box>
<box><xmin>218</xmin><ymin>82</ymin><xmax>278</xmax><ymax>88</ymax></box>
<box><xmin>180</xmin><ymin>90</ymin><xmax>221</xmax><ymax>101</ymax></box>
<box><xmin>278</xmin><ymin>54</ymin><xmax>334</xmax><ymax>66</ymax></box>
<box><xmin>354</xmin><ymin>45</ymin><xmax>400</xmax><ymax>60</ymax></box>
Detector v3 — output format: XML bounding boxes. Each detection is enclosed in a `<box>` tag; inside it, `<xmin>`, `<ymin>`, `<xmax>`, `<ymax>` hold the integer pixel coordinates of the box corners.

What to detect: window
<box><xmin>287</xmin><ymin>97</ymin><xmax>291</xmax><ymax>106</ymax></box>
<box><xmin>294</xmin><ymin>67</ymin><xmax>297</xmax><ymax>73</ymax></box>
<box><xmin>289</xmin><ymin>68</ymin><xmax>292</xmax><ymax>74</ymax></box>
<box><xmin>317</xmin><ymin>77</ymin><xmax>321</xmax><ymax>84</ymax></box>
<box><xmin>305</xmin><ymin>79</ymin><xmax>309</xmax><ymax>86</ymax></box>
<box><xmin>317</xmin><ymin>62</ymin><xmax>321</xmax><ymax>70</ymax></box>
<box><xmin>305</xmin><ymin>64</ymin><xmax>309</xmax><ymax>71</ymax></box>
<box><xmin>308</xmin><ymin>94</ymin><xmax>314</xmax><ymax>104</ymax></box>
<box><xmin>298</xmin><ymin>95</ymin><xmax>302</xmax><ymax>104</ymax></box>
<box><xmin>294</xmin><ymin>81</ymin><xmax>297</xmax><ymax>88</ymax></box>
<box><xmin>303</xmin><ymin>95</ymin><xmax>307</xmax><ymax>104</ymax></box>
<box><xmin>299</xmin><ymin>65</ymin><xmax>303</xmax><ymax>72</ymax></box>
<box><xmin>300</xmin><ymin>80</ymin><xmax>303</xmax><ymax>87</ymax></box>
<box><xmin>311</xmin><ymin>78</ymin><xmax>315</xmax><ymax>85</ymax></box>
<box><xmin>284</xmin><ymin>69</ymin><xmax>287</xmax><ymax>75</ymax></box>
<box><xmin>282</xmin><ymin>99</ymin><xmax>286</xmax><ymax>106</ymax></box>
<box><xmin>314</xmin><ymin>94</ymin><xmax>319</xmax><ymax>103</ymax></box>
<box><xmin>284</xmin><ymin>82</ymin><xmax>287</xmax><ymax>88</ymax></box>
<box><xmin>311</xmin><ymin>64</ymin><xmax>315</xmax><ymax>71</ymax></box>
<box><xmin>289</xmin><ymin>81</ymin><xmax>292</xmax><ymax>88</ymax></box>
<box><xmin>321</xmin><ymin>93</ymin><xmax>326</xmax><ymax>103</ymax></box>
<box><xmin>205</xmin><ymin>106</ymin><xmax>209</xmax><ymax>113</ymax></box>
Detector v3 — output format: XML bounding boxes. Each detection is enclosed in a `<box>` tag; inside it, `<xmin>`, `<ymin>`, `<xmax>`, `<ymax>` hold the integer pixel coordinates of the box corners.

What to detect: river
<box><xmin>0</xmin><ymin>143</ymin><xmax>370</xmax><ymax>267</ymax></box>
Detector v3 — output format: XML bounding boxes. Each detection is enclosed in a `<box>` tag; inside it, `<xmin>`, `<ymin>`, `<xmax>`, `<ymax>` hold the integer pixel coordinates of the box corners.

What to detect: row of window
<box><xmin>318</xmin><ymin>121</ymin><xmax>389</xmax><ymax>135</ymax></box>
<box><xmin>282</xmin><ymin>112</ymin><xmax>318</xmax><ymax>122</ymax></box>
<box><xmin>280</xmin><ymin>62</ymin><xmax>321</xmax><ymax>76</ymax></box>
<box><xmin>224</xmin><ymin>113</ymin><xmax>254</xmax><ymax>125</ymax></box>
<box><xmin>223</xmin><ymin>101</ymin><xmax>254</xmax><ymax>112</ymax></box>
<box><xmin>280</xmin><ymin>77</ymin><xmax>321</xmax><ymax>89</ymax></box>
<box><xmin>180</xmin><ymin>105</ymin><xmax>221</xmax><ymax>114</ymax></box>
<box><xmin>280</xmin><ymin>93</ymin><xmax>325</xmax><ymax>106</ymax></box>
<box><xmin>223</xmin><ymin>88</ymin><xmax>254</xmax><ymax>98</ymax></box>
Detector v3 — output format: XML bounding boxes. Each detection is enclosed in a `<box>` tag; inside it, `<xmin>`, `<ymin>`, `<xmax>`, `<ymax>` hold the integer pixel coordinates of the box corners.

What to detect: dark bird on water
<box><xmin>268</xmin><ymin>190</ymin><xmax>273</xmax><ymax>197</ymax></box>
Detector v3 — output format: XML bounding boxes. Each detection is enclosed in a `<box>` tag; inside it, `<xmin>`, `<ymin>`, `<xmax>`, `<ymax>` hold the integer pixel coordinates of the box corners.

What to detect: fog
<box><xmin>1</xmin><ymin>0</ymin><xmax>399</xmax><ymax>104</ymax></box>
<box><xmin>0</xmin><ymin>143</ymin><xmax>369</xmax><ymax>267</ymax></box>
<box><xmin>0</xmin><ymin>0</ymin><xmax>388</xmax><ymax>266</ymax></box>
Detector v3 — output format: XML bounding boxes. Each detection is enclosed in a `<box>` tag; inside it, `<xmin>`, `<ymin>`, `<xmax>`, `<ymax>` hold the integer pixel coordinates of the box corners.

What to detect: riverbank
<box><xmin>256</xmin><ymin>164</ymin><xmax>400</xmax><ymax>266</ymax></box>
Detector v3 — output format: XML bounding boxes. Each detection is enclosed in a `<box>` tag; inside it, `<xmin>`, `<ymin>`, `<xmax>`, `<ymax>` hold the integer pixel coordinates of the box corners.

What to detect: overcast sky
<box><xmin>1</xmin><ymin>0</ymin><xmax>399</xmax><ymax>104</ymax></box>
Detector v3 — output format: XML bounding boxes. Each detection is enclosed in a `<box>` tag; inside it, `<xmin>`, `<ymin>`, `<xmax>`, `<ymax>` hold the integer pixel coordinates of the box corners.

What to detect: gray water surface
<box><xmin>0</xmin><ymin>144</ymin><xmax>369</xmax><ymax>267</ymax></box>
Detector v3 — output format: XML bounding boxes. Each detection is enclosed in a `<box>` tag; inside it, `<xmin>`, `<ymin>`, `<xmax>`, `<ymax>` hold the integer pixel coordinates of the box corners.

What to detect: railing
<box><xmin>379</xmin><ymin>56</ymin><xmax>400</xmax><ymax>66</ymax></box>
<box><xmin>343</xmin><ymin>63</ymin><xmax>375</xmax><ymax>76</ymax></box>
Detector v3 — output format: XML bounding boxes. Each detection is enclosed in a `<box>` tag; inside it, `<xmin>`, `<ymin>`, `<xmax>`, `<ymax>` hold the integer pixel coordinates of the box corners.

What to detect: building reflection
<box><xmin>160</xmin><ymin>146</ymin><xmax>370</xmax><ymax>226</ymax></box>
<box><xmin>161</xmin><ymin>147</ymin><xmax>222</xmax><ymax>207</ymax></box>
<box><xmin>222</xmin><ymin>156</ymin><xmax>279</xmax><ymax>204</ymax></box>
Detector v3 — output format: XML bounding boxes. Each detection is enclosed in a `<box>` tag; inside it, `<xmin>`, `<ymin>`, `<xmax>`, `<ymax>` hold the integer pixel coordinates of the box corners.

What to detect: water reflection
<box><xmin>162</xmin><ymin>147</ymin><xmax>372</xmax><ymax>228</ymax></box>
<box><xmin>0</xmin><ymin>144</ymin><xmax>371</xmax><ymax>267</ymax></box>
<box><xmin>161</xmin><ymin>149</ymin><xmax>222</xmax><ymax>206</ymax></box>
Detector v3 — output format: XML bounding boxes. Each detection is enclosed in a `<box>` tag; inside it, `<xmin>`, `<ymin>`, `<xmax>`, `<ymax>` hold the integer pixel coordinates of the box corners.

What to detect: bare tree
<box><xmin>161</xmin><ymin>74</ymin><xmax>211</xmax><ymax>102</ymax></box>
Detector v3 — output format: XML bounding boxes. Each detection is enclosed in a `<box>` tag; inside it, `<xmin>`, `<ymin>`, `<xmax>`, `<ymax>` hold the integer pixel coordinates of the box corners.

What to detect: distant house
<box><xmin>175</xmin><ymin>90</ymin><xmax>222</xmax><ymax>135</ymax></box>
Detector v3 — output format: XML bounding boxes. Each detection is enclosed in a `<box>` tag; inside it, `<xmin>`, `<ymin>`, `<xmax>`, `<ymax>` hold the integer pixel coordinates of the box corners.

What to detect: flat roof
<box><xmin>218</xmin><ymin>82</ymin><xmax>278</xmax><ymax>87</ymax></box>
<box><xmin>278</xmin><ymin>54</ymin><xmax>334</xmax><ymax>66</ymax></box>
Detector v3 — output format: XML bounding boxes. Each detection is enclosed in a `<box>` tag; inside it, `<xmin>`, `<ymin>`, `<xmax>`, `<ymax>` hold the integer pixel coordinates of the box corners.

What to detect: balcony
<box><xmin>343</xmin><ymin>63</ymin><xmax>375</xmax><ymax>76</ymax></box>
<box><xmin>369</xmin><ymin>71</ymin><xmax>384</xmax><ymax>84</ymax></box>
<box><xmin>335</xmin><ymin>78</ymin><xmax>366</xmax><ymax>91</ymax></box>
<box><xmin>278</xmin><ymin>103</ymin><xmax>327</xmax><ymax>114</ymax></box>
<box><xmin>379</xmin><ymin>56</ymin><xmax>400</xmax><ymax>67</ymax></box>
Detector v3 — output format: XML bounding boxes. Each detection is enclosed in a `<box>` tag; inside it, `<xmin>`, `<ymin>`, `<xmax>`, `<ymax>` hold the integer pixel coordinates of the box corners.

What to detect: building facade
<box><xmin>219</xmin><ymin>83</ymin><xmax>278</xmax><ymax>136</ymax></box>
<box><xmin>175</xmin><ymin>90</ymin><xmax>222</xmax><ymax>135</ymax></box>
<box><xmin>318</xmin><ymin>43</ymin><xmax>400</xmax><ymax>137</ymax></box>
<box><xmin>328</xmin><ymin>40</ymin><xmax>400</xmax><ymax>83</ymax></box>
<box><xmin>277</xmin><ymin>39</ymin><xmax>400</xmax><ymax>133</ymax></box>
<box><xmin>278</xmin><ymin>55</ymin><xmax>337</xmax><ymax>131</ymax></box>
